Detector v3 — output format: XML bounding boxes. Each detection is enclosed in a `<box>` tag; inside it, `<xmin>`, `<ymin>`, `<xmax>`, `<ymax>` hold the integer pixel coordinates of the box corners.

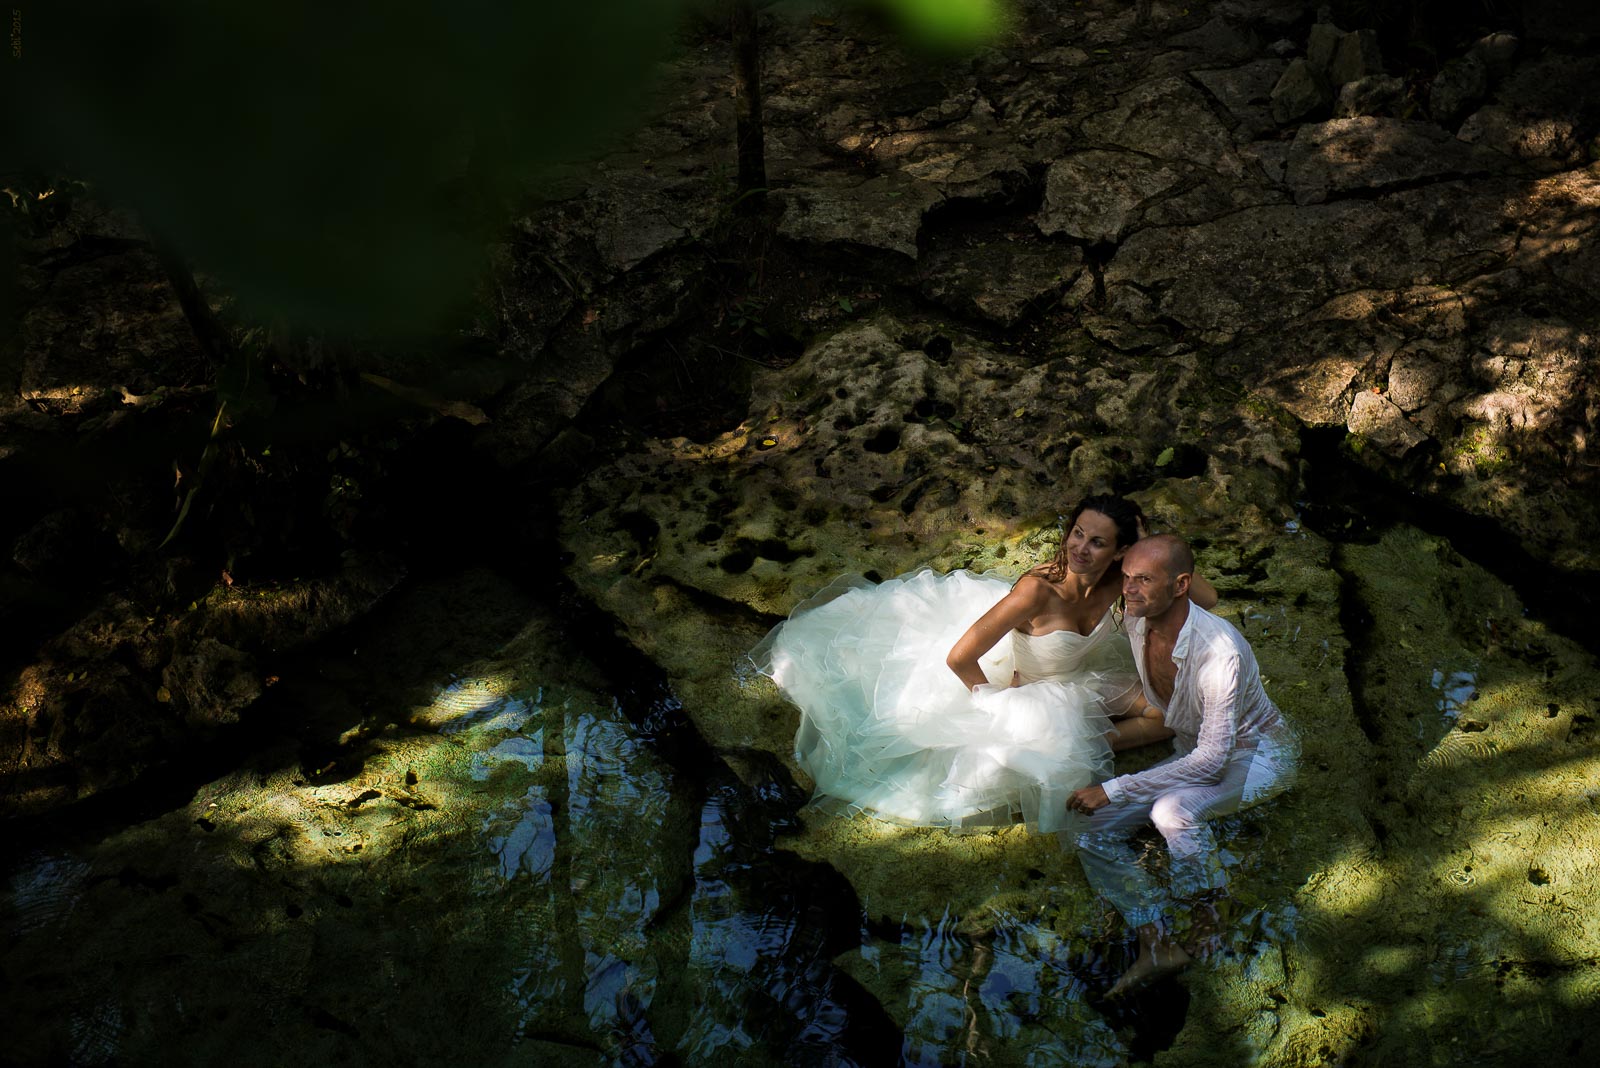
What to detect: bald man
<box><xmin>1067</xmin><ymin>535</ymin><xmax>1298</xmax><ymax>995</ymax></box>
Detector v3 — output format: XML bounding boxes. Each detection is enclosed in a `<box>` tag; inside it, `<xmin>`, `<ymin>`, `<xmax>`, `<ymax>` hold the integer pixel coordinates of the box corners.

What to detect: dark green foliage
<box><xmin>6</xmin><ymin>1</ymin><xmax>682</xmax><ymax>337</ymax></box>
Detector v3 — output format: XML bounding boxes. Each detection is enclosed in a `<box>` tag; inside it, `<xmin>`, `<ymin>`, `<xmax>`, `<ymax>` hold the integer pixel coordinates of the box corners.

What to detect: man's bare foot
<box><xmin>1107</xmin><ymin>938</ymin><xmax>1191</xmax><ymax>997</ymax></box>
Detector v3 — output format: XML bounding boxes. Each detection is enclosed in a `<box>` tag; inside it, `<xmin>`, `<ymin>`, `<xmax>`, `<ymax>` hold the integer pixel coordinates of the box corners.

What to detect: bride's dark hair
<box><xmin>1032</xmin><ymin>494</ymin><xmax>1145</xmax><ymax>583</ymax></box>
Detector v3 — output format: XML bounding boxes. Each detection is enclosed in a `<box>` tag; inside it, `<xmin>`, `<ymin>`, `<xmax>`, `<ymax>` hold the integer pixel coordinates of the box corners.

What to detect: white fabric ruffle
<box><xmin>750</xmin><ymin>568</ymin><xmax>1140</xmax><ymax>833</ymax></box>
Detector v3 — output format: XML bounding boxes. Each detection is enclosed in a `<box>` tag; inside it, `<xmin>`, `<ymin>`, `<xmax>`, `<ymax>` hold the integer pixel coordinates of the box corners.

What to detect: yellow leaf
<box><xmin>157</xmin><ymin>686</ymin><xmax>172</xmax><ymax>703</ymax></box>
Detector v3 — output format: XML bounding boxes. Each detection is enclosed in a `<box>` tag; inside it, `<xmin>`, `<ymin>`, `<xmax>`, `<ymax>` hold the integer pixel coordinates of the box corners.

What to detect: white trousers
<box><xmin>1075</xmin><ymin>736</ymin><xmax>1295</xmax><ymax>928</ymax></box>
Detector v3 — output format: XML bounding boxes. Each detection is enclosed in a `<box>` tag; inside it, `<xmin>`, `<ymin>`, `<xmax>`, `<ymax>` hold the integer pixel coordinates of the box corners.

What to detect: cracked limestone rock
<box><xmin>1430</xmin><ymin>52</ymin><xmax>1490</xmax><ymax>128</ymax></box>
<box><xmin>1347</xmin><ymin>389</ymin><xmax>1429</xmax><ymax>455</ymax></box>
<box><xmin>1271</xmin><ymin>58</ymin><xmax>1332</xmax><ymax>125</ymax></box>
<box><xmin>1285</xmin><ymin>117</ymin><xmax>1512</xmax><ymax>204</ymax></box>
<box><xmin>1037</xmin><ymin>150</ymin><xmax>1186</xmax><ymax>243</ymax></box>
<box><xmin>1333</xmin><ymin>74</ymin><xmax>1405</xmax><ymax>118</ymax></box>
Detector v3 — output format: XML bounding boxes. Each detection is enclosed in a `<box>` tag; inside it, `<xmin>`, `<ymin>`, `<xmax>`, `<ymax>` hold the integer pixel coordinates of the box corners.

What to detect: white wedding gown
<box><xmin>750</xmin><ymin>568</ymin><xmax>1141</xmax><ymax>834</ymax></box>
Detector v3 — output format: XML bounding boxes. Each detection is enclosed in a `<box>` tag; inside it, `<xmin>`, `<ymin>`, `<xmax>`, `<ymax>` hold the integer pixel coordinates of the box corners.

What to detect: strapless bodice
<box><xmin>1012</xmin><ymin>606</ymin><xmax>1131</xmax><ymax>684</ymax></box>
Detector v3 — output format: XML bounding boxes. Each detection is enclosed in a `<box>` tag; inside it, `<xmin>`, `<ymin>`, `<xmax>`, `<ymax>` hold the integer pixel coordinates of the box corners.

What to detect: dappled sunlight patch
<box><xmin>411</xmin><ymin>671</ymin><xmax>532</xmax><ymax>733</ymax></box>
<box><xmin>782</xmin><ymin>811</ymin><xmax>1085</xmax><ymax>923</ymax></box>
<box><xmin>1287</xmin><ymin>521</ymin><xmax>1600</xmax><ymax>1059</ymax></box>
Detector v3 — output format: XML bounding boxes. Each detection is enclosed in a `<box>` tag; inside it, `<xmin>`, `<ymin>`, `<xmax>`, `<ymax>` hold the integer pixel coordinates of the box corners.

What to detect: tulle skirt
<box><xmin>750</xmin><ymin>569</ymin><xmax>1136</xmax><ymax>834</ymax></box>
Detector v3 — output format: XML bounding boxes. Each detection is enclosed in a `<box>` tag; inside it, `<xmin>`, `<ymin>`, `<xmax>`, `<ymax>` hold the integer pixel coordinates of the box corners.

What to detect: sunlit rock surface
<box><xmin>467</xmin><ymin>0</ymin><xmax>1600</xmax><ymax>572</ymax></box>
<box><xmin>559</xmin><ymin>312</ymin><xmax>1300</xmax><ymax>752</ymax></box>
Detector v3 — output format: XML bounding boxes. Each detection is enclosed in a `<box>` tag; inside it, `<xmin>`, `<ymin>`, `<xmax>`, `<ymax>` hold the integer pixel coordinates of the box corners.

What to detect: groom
<box><xmin>1067</xmin><ymin>534</ymin><xmax>1295</xmax><ymax>995</ymax></box>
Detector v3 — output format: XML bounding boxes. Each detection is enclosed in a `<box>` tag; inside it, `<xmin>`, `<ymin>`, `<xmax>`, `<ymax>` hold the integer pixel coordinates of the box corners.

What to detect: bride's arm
<box><xmin>945</xmin><ymin>576</ymin><xmax>1049</xmax><ymax>691</ymax></box>
<box><xmin>1108</xmin><ymin>707</ymin><xmax>1176</xmax><ymax>751</ymax></box>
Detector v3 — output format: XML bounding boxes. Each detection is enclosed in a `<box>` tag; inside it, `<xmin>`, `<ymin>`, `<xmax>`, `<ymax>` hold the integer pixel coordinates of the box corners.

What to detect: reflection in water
<box><xmin>68</xmin><ymin>996</ymin><xmax>124</xmax><ymax>1068</ymax></box>
<box><xmin>0</xmin><ymin>665</ymin><xmax>1305</xmax><ymax>1065</ymax></box>
<box><xmin>565</xmin><ymin>704</ymin><xmax>671</xmax><ymax>1058</ymax></box>
<box><xmin>471</xmin><ymin>733</ymin><xmax>545</xmax><ymax>778</ymax></box>
<box><xmin>1429</xmin><ymin>938</ymin><xmax>1491</xmax><ymax>983</ymax></box>
<box><xmin>1430</xmin><ymin>666</ymin><xmax>1478</xmax><ymax>726</ymax></box>
<box><xmin>861</xmin><ymin>910</ymin><xmax>1125</xmax><ymax>1067</ymax></box>
<box><xmin>679</xmin><ymin>784</ymin><xmax>881</xmax><ymax>1063</ymax></box>
<box><xmin>486</xmin><ymin>786</ymin><xmax>555</xmax><ymax>881</ymax></box>
<box><xmin>901</xmin><ymin>909</ymin><xmax>973</xmax><ymax>1064</ymax></box>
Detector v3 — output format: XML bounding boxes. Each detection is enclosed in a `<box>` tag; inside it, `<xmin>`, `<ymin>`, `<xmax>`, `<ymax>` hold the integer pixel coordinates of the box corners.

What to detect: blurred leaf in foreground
<box><xmin>874</xmin><ymin>0</ymin><xmax>1010</xmax><ymax>49</ymax></box>
<box><xmin>4</xmin><ymin>1</ymin><xmax>682</xmax><ymax>337</ymax></box>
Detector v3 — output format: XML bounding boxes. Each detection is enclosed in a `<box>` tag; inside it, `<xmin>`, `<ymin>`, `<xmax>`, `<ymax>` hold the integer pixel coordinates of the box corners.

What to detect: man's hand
<box><xmin>1069</xmin><ymin>784</ymin><xmax>1109</xmax><ymax>814</ymax></box>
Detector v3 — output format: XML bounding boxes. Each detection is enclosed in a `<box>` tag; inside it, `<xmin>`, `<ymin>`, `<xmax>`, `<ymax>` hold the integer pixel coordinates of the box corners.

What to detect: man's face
<box><xmin>1122</xmin><ymin>545</ymin><xmax>1181</xmax><ymax>619</ymax></box>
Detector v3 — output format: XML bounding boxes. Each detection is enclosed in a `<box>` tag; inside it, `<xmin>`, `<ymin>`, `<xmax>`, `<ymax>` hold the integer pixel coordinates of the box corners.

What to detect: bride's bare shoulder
<box><xmin>1006</xmin><ymin>571</ymin><xmax>1060</xmax><ymax>606</ymax></box>
<box><xmin>1013</xmin><ymin>569</ymin><xmax>1058</xmax><ymax>592</ymax></box>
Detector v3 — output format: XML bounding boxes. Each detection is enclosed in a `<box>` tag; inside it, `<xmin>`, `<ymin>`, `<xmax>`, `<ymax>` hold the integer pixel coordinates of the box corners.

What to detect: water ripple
<box><xmin>8</xmin><ymin>852</ymin><xmax>91</xmax><ymax>938</ymax></box>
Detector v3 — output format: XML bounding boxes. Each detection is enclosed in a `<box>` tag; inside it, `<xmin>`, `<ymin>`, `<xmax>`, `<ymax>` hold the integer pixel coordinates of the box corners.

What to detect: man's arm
<box><xmin>1100</xmin><ymin>640</ymin><xmax>1243</xmax><ymax>805</ymax></box>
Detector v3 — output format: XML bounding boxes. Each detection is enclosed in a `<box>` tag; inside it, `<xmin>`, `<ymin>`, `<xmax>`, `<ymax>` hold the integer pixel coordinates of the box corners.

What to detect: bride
<box><xmin>749</xmin><ymin>495</ymin><xmax>1217</xmax><ymax>834</ymax></box>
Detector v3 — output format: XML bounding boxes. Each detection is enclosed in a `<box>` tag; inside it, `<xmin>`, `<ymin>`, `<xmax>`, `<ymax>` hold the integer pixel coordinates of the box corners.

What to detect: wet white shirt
<box><xmin>1102</xmin><ymin>601</ymin><xmax>1286</xmax><ymax>805</ymax></box>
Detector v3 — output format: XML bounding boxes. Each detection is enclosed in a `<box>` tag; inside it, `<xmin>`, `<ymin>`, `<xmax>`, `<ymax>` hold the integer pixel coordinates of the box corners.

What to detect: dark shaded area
<box><xmin>1300</xmin><ymin>427</ymin><xmax>1600</xmax><ymax>658</ymax></box>
<box><xmin>5</xmin><ymin>1</ymin><xmax>681</xmax><ymax>335</ymax></box>
<box><xmin>2</xmin><ymin>420</ymin><xmax>909</xmax><ymax>1064</ymax></box>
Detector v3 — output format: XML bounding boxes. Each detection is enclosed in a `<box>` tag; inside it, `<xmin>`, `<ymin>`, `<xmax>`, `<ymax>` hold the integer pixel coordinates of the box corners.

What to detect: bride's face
<box><xmin>1065</xmin><ymin>510</ymin><xmax>1124</xmax><ymax>577</ymax></box>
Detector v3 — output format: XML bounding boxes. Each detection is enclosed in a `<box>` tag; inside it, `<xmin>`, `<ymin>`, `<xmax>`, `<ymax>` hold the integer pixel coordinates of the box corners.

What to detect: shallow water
<box><xmin>4</xmin><ymin>518</ymin><xmax>1599</xmax><ymax>1066</ymax></box>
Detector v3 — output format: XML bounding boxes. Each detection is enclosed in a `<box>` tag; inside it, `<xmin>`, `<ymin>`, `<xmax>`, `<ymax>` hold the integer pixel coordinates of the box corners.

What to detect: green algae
<box><xmin>1292</xmin><ymin>525</ymin><xmax>1600</xmax><ymax>1064</ymax></box>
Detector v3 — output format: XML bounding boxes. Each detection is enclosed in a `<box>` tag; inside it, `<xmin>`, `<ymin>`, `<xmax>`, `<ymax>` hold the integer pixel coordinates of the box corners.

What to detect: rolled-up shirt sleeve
<box><xmin>1102</xmin><ymin>633</ymin><xmax>1242</xmax><ymax>805</ymax></box>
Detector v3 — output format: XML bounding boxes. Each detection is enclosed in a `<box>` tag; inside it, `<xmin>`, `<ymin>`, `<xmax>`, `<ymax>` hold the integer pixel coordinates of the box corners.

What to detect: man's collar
<box><xmin>1140</xmin><ymin>599</ymin><xmax>1197</xmax><ymax>659</ymax></box>
<box><xmin>1170</xmin><ymin>600</ymin><xmax>1202</xmax><ymax>662</ymax></box>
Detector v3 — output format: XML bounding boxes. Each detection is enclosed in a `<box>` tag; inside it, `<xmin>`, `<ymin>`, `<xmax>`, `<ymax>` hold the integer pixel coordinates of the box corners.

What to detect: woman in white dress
<box><xmin>751</xmin><ymin>496</ymin><xmax>1218</xmax><ymax>834</ymax></box>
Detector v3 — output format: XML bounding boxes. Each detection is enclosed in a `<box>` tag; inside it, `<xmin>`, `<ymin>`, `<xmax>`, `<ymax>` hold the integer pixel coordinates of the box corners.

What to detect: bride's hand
<box><xmin>1136</xmin><ymin>514</ymin><xmax>1150</xmax><ymax>540</ymax></box>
